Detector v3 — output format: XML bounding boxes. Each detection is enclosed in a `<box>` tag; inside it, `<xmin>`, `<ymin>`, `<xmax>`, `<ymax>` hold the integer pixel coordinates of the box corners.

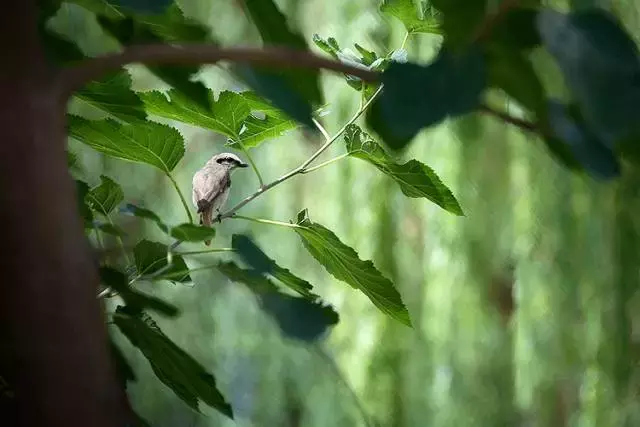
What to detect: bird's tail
<box><xmin>200</xmin><ymin>208</ymin><xmax>213</xmax><ymax>246</ymax></box>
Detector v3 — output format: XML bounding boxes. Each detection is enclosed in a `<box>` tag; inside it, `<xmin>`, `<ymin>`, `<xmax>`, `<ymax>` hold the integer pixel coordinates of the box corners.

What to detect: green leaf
<box><xmin>312</xmin><ymin>34</ymin><xmax>340</xmax><ymax>59</ymax></box>
<box><xmin>367</xmin><ymin>46</ymin><xmax>486</xmax><ymax>150</ymax></box>
<box><xmin>485</xmin><ymin>47</ymin><xmax>545</xmax><ymax>115</ymax></box>
<box><xmin>100</xmin><ymin>266</ymin><xmax>179</xmax><ymax>316</ymax></box>
<box><xmin>546</xmin><ymin>100</ymin><xmax>620</xmax><ymax>180</ymax></box>
<box><xmin>354</xmin><ymin>43</ymin><xmax>378</xmax><ymax>65</ymax></box>
<box><xmin>169</xmin><ymin>224</ymin><xmax>216</xmax><ymax>242</ymax></box>
<box><xmin>76</xmin><ymin>71</ymin><xmax>147</xmax><ymax>123</ymax></box>
<box><xmin>134</xmin><ymin>239</ymin><xmax>191</xmax><ymax>282</ymax></box>
<box><xmin>120</xmin><ymin>203</ymin><xmax>169</xmax><ymax>233</ymax></box>
<box><xmin>380</xmin><ymin>0</ymin><xmax>441</xmax><ymax>34</ymax></box>
<box><xmin>231</xmin><ymin>234</ymin><xmax>316</xmax><ymax>298</ymax></box>
<box><xmin>537</xmin><ymin>9</ymin><xmax>640</xmax><ymax>146</ymax></box>
<box><xmin>94</xmin><ymin>221</ymin><xmax>127</xmax><ymax>236</ymax></box>
<box><xmin>344</xmin><ymin>124</ymin><xmax>463</xmax><ymax>215</ymax></box>
<box><xmin>75</xmin><ymin>179</ymin><xmax>94</xmax><ymax>228</ymax></box>
<box><xmin>114</xmin><ymin>307</ymin><xmax>233</xmax><ymax>418</ymax></box>
<box><xmin>487</xmin><ymin>8</ymin><xmax>540</xmax><ymax>51</ymax></box>
<box><xmin>235</xmin><ymin>114</ymin><xmax>299</xmax><ymax>148</ymax></box>
<box><xmin>86</xmin><ymin>175</ymin><xmax>124</xmax><ymax>216</ymax></box>
<box><xmin>217</xmin><ymin>261</ymin><xmax>338</xmax><ymax>342</ymax></box>
<box><xmin>107</xmin><ymin>0</ymin><xmax>172</xmax><ymax>14</ymax></box>
<box><xmin>67</xmin><ymin>150</ymin><xmax>79</xmax><ymax>170</ymax></box>
<box><xmin>431</xmin><ymin>0</ymin><xmax>487</xmax><ymax>47</ymax></box>
<box><xmin>140</xmin><ymin>90</ymin><xmax>250</xmax><ymax>139</ymax></box>
<box><xmin>292</xmin><ymin>209</ymin><xmax>411</xmax><ymax>326</ymax></box>
<box><xmin>68</xmin><ymin>116</ymin><xmax>185</xmax><ymax>173</ymax></box>
<box><xmin>239</xmin><ymin>0</ymin><xmax>322</xmax><ymax>126</ymax></box>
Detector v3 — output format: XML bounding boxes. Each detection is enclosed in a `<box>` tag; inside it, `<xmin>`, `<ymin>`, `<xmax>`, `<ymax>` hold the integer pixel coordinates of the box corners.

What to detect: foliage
<box><xmin>41</xmin><ymin>0</ymin><xmax>640</xmax><ymax>420</ymax></box>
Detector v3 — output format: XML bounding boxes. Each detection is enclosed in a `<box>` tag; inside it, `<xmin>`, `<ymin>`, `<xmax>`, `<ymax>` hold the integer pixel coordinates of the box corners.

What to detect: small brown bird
<box><xmin>192</xmin><ymin>152</ymin><xmax>248</xmax><ymax>245</ymax></box>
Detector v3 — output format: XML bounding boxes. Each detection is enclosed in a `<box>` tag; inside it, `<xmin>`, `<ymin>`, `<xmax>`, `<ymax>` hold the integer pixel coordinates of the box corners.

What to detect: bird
<box><xmin>192</xmin><ymin>152</ymin><xmax>248</xmax><ymax>245</ymax></box>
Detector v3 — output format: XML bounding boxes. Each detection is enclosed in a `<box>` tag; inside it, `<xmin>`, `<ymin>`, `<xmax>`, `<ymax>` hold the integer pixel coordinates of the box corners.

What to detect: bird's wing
<box><xmin>192</xmin><ymin>166</ymin><xmax>230</xmax><ymax>212</ymax></box>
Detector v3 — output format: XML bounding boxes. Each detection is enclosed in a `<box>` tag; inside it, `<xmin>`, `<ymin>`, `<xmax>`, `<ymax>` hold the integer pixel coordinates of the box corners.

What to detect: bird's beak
<box><xmin>238</xmin><ymin>162</ymin><xmax>249</xmax><ymax>168</ymax></box>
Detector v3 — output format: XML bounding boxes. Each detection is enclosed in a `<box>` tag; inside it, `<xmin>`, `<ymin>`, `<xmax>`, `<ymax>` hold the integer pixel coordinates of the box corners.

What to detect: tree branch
<box><xmin>60</xmin><ymin>44</ymin><xmax>381</xmax><ymax>97</ymax></box>
<box><xmin>479</xmin><ymin>104</ymin><xmax>539</xmax><ymax>134</ymax></box>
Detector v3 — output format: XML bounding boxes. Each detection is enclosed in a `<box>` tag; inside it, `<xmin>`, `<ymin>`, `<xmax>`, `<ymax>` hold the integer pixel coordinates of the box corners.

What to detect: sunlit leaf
<box><xmin>169</xmin><ymin>223</ymin><xmax>216</xmax><ymax>242</ymax></box>
<box><xmin>133</xmin><ymin>239</ymin><xmax>190</xmax><ymax>282</ymax></box>
<box><xmin>547</xmin><ymin>100</ymin><xmax>620</xmax><ymax>179</ymax></box>
<box><xmin>100</xmin><ymin>266</ymin><xmax>179</xmax><ymax>316</ymax></box>
<box><xmin>292</xmin><ymin>209</ymin><xmax>411</xmax><ymax>326</ymax></box>
<box><xmin>380</xmin><ymin>0</ymin><xmax>441</xmax><ymax>34</ymax></box>
<box><xmin>231</xmin><ymin>234</ymin><xmax>316</xmax><ymax>298</ymax></box>
<box><xmin>114</xmin><ymin>307</ymin><xmax>233</xmax><ymax>418</ymax></box>
<box><xmin>141</xmin><ymin>90</ymin><xmax>250</xmax><ymax>139</ymax></box>
<box><xmin>367</xmin><ymin>46</ymin><xmax>485</xmax><ymax>150</ymax></box>
<box><xmin>68</xmin><ymin>116</ymin><xmax>185</xmax><ymax>173</ymax></box>
<box><xmin>344</xmin><ymin>124</ymin><xmax>463</xmax><ymax>215</ymax></box>
<box><xmin>86</xmin><ymin>175</ymin><xmax>124</xmax><ymax>216</ymax></box>
<box><xmin>76</xmin><ymin>71</ymin><xmax>147</xmax><ymax>123</ymax></box>
<box><xmin>537</xmin><ymin>9</ymin><xmax>640</xmax><ymax>146</ymax></box>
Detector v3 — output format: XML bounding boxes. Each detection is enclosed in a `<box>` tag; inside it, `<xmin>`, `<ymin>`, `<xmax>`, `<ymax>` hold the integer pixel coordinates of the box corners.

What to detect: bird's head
<box><xmin>207</xmin><ymin>152</ymin><xmax>249</xmax><ymax>171</ymax></box>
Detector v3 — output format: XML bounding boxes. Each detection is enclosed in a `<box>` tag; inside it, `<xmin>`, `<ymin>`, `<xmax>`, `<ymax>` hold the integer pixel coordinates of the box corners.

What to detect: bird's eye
<box><xmin>216</xmin><ymin>158</ymin><xmax>224</xmax><ymax>164</ymax></box>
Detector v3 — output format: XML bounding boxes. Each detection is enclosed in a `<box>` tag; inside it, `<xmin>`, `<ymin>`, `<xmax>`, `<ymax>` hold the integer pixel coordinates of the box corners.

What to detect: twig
<box><xmin>300</xmin><ymin>153</ymin><xmax>350</xmax><ymax>174</ymax></box>
<box><xmin>231</xmin><ymin>215</ymin><xmax>301</xmax><ymax>229</ymax></box>
<box><xmin>478</xmin><ymin>104</ymin><xmax>539</xmax><ymax>134</ymax></box>
<box><xmin>60</xmin><ymin>45</ymin><xmax>380</xmax><ymax>97</ymax></box>
<box><xmin>217</xmin><ymin>85</ymin><xmax>384</xmax><ymax>220</ymax></box>
<box><xmin>166</xmin><ymin>171</ymin><xmax>194</xmax><ymax>224</ymax></box>
<box><xmin>473</xmin><ymin>0</ymin><xmax>519</xmax><ymax>43</ymax></box>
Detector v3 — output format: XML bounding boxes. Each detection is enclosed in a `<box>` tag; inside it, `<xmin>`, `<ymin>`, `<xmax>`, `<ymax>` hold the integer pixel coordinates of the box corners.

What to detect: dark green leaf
<box><xmin>75</xmin><ymin>179</ymin><xmax>94</xmax><ymax>228</ymax></box>
<box><xmin>217</xmin><ymin>261</ymin><xmax>338</xmax><ymax>342</ymax></box>
<box><xmin>344</xmin><ymin>124</ymin><xmax>463</xmax><ymax>215</ymax></box>
<box><xmin>68</xmin><ymin>116</ymin><xmax>185</xmax><ymax>173</ymax></box>
<box><xmin>547</xmin><ymin>100</ymin><xmax>620</xmax><ymax>179</ymax></box>
<box><xmin>141</xmin><ymin>90</ymin><xmax>250</xmax><ymax>139</ymax></box>
<box><xmin>114</xmin><ymin>307</ymin><xmax>233</xmax><ymax>418</ymax></box>
<box><xmin>86</xmin><ymin>175</ymin><xmax>124</xmax><ymax>216</ymax></box>
<box><xmin>94</xmin><ymin>222</ymin><xmax>128</xmax><ymax>236</ymax></box>
<box><xmin>431</xmin><ymin>0</ymin><xmax>486</xmax><ymax>47</ymax></box>
<box><xmin>537</xmin><ymin>9</ymin><xmax>640</xmax><ymax>146</ymax></box>
<box><xmin>170</xmin><ymin>224</ymin><xmax>216</xmax><ymax>242</ymax></box>
<box><xmin>40</xmin><ymin>28</ymin><xmax>85</xmax><ymax>64</ymax></box>
<box><xmin>485</xmin><ymin>46</ymin><xmax>545</xmax><ymax>115</ymax></box>
<box><xmin>380</xmin><ymin>0</ymin><xmax>441</xmax><ymax>34</ymax></box>
<box><xmin>107</xmin><ymin>0</ymin><xmax>172</xmax><ymax>14</ymax></box>
<box><xmin>312</xmin><ymin>34</ymin><xmax>340</xmax><ymax>59</ymax></box>
<box><xmin>231</xmin><ymin>234</ymin><xmax>316</xmax><ymax>298</ymax></box>
<box><xmin>76</xmin><ymin>71</ymin><xmax>147</xmax><ymax>123</ymax></box>
<box><xmin>97</xmin><ymin>15</ymin><xmax>211</xmax><ymax>110</ymax></box>
<box><xmin>134</xmin><ymin>239</ymin><xmax>191</xmax><ymax>282</ymax></box>
<box><xmin>120</xmin><ymin>203</ymin><xmax>169</xmax><ymax>232</ymax></box>
<box><xmin>100</xmin><ymin>266</ymin><xmax>179</xmax><ymax>316</ymax></box>
<box><xmin>367</xmin><ymin>46</ymin><xmax>486</xmax><ymax>150</ymax></box>
<box><xmin>67</xmin><ymin>150</ymin><xmax>79</xmax><ymax>171</ymax></box>
<box><xmin>487</xmin><ymin>8</ymin><xmax>540</xmax><ymax>51</ymax></box>
<box><xmin>292</xmin><ymin>209</ymin><xmax>411</xmax><ymax>326</ymax></box>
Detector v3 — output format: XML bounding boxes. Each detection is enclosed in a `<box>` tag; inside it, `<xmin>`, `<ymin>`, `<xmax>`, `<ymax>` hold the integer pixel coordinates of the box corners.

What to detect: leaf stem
<box><xmin>312</xmin><ymin>117</ymin><xmax>331</xmax><ymax>141</ymax></box>
<box><xmin>218</xmin><ymin>85</ymin><xmax>384</xmax><ymax>220</ymax></box>
<box><xmin>60</xmin><ymin>45</ymin><xmax>380</xmax><ymax>98</ymax></box>
<box><xmin>478</xmin><ymin>104</ymin><xmax>539</xmax><ymax>134</ymax></box>
<box><xmin>233</xmin><ymin>138</ymin><xmax>264</xmax><ymax>187</ymax></box>
<box><xmin>300</xmin><ymin>153</ymin><xmax>349</xmax><ymax>174</ymax></box>
<box><xmin>231</xmin><ymin>215</ymin><xmax>300</xmax><ymax>229</ymax></box>
<box><xmin>176</xmin><ymin>248</ymin><xmax>235</xmax><ymax>256</ymax></box>
<box><xmin>166</xmin><ymin>172</ymin><xmax>194</xmax><ymax>224</ymax></box>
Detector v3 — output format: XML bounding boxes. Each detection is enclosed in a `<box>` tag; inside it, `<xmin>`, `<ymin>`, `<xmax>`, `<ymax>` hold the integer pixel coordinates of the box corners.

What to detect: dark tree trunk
<box><xmin>0</xmin><ymin>2</ymin><xmax>127</xmax><ymax>426</ymax></box>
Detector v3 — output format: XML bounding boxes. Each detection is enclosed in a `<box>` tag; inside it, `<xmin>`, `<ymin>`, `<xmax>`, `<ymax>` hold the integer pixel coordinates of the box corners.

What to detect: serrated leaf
<box><xmin>114</xmin><ymin>307</ymin><xmax>233</xmax><ymax>418</ymax></box>
<box><xmin>120</xmin><ymin>203</ymin><xmax>169</xmax><ymax>233</ymax></box>
<box><xmin>134</xmin><ymin>239</ymin><xmax>191</xmax><ymax>282</ymax></box>
<box><xmin>487</xmin><ymin>8</ymin><xmax>540</xmax><ymax>51</ymax></box>
<box><xmin>354</xmin><ymin>43</ymin><xmax>378</xmax><ymax>65</ymax></box>
<box><xmin>537</xmin><ymin>9</ymin><xmax>640</xmax><ymax>146</ymax></box>
<box><xmin>231</xmin><ymin>234</ymin><xmax>316</xmax><ymax>298</ymax></box>
<box><xmin>547</xmin><ymin>100</ymin><xmax>620</xmax><ymax>180</ymax></box>
<box><xmin>233</xmin><ymin>114</ymin><xmax>298</xmax><ymax>149</ymax></box>
<box><xmin>344</xmin><ymin>124</ymin><xmax>463</xmax><ymax>215</ymax></box>
<box><xmin>485</xmin><ymin>47</ymin><xmax>545</xmax><ymax>115</ymax></box>
<box><xmin>217</xmin><ymin>261</ymin><xmax>338</xmax><ymax>342</ymax></box>
<box><xmin>367</xmin><ymin>46</ymin><xmax>486</xmax><ymax>150</ymax></box>
<box><xmin>312</xmin><ymin>34</ymin><xmax>340</xmax><ymax>59</ymax></box>
<box><xmin>140</xmin><ymin>90</ymin><xmax>250</xmax><ymax>139</ymax></box>
<box><xmin>86</xmin><ymin>175</ymin><xmax>124</xmax><ymax>216</ymax></box>
<box><xmin>76</xmin><ymin>71</ymin><xmax>147</xmax><ymax>123</ymax></box>
<box><xmin>170</xmin><ymin>224</ymin><xmax>216</xmax><ymax>242</ymax></box>
<box><xmin>292</xmin><ymin>209</ymin><xmax>411</xmax><ymax>326</ymax></box>
<box><xmin>100</xmin><ymin>266</ymin><xmax>179</xmax><ymax>316</ymax></box>
<box><xmin>431</xmin><ymin>0</ymin><xmax>486</xmax><ymax>47</ymax></box>
<box><xmin>380</xmin><ymin>0</ymin><xmax>441</xmax><ymax>34</ymax></box>
<box><xmin>68</xmin><ymin>116</ymin><xmax>184</xmax><ymax>173</ymax></box>
<box><xmin>75</xmin><ymin>179</ymin><xmax>94</xmax><ymax>228</ymax></box>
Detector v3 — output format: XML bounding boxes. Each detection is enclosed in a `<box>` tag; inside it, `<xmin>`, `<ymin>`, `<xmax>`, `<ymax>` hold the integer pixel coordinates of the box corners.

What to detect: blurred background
<box><xmin>55</xmin><ymin>0</ymin><xmax>640</xmax><ymax>425</ymax></box>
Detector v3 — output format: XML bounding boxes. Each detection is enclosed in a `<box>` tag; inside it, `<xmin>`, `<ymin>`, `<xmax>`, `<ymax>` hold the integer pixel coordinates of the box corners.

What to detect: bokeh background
<box><xmin>54</xmin><ymin>0</ymin><xmax>640</xmax><ymax>425</ymax></box>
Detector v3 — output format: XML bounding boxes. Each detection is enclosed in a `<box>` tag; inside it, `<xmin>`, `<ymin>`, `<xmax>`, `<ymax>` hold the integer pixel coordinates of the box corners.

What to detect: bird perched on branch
<box><xmin>192</xmin><ymin>152</ymin><xmax>248</xmax><ymax>245</ymax></box>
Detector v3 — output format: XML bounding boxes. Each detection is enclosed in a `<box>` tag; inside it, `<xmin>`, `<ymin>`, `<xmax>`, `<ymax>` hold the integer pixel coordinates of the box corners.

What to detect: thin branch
<box><xmin>478</xmin><ymin>104</ymin><xmax>539</xmax><ymax>134</ymax></box>
<box><xmin>165</xmin><ymin>172</ymin><xmax>194</xmax><ymax>224</ymax></box>
<box><xmin>60</xmin><ymin>45</ymin><xmax>381</xmax><ymax>97</ymax></box>
<box><xmin>176</xmin><ymin>247</ymin><xmax>235</xmax><ymax>256</ymax></box>
<box><xmin>312</xmin><ymin>117</ymin><xmax>331</xmax><ymax>141</ymax></box>
<box><xmin>231</xmin><ymin>215</ymin><xmax>301</xmax><ymax>229</ymax></box>
<box><xmin>217</xmin><ymin>85</ymin><xmax>384</xmax><ymax>221</ymax></box>
<box><xmin>473</xmin><ymin>0</ymin><xmax>519</xmax><ymax>43</ymax></box>
<box><xmin>300</xmin><ymin>153</ymin><xmax>349</xmax><ymax>174</ymax></box>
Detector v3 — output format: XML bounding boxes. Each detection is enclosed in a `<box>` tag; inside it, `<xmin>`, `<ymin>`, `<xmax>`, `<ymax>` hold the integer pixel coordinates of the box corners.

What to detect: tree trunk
<box><xmin>0</xmin><ymin>2</ymin><xmax>127</xmax><ymax>426</ymax></box>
